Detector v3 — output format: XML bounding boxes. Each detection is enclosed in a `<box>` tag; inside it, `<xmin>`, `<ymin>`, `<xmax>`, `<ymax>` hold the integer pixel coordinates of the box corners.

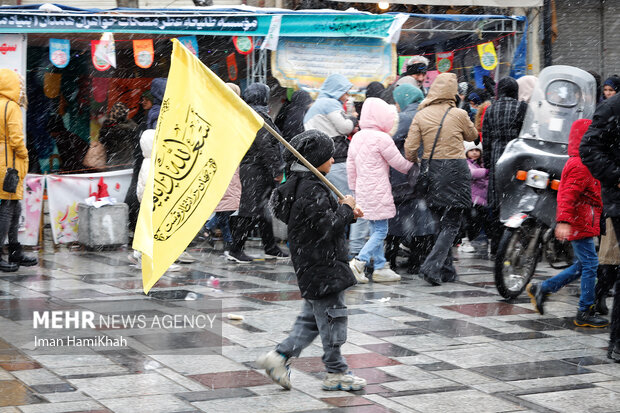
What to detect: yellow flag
<box><xmin>134</xmin><ymin>38</ymin><xmax>264</xmax><ymax>293</ymax></box>
<box><xmin>477</xmin><ymin>41</ymin><xmax>498</xmax><ymax>71</ymax></box>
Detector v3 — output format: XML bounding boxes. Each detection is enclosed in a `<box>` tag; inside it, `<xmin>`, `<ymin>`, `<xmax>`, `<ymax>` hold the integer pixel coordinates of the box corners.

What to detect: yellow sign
<box><xmin>134</xmin><ymin>38</ymin><xmax>264</xmax><ymax>293</ymax></box>
<box><xmin>477</xmin><ymin>41</ymin><xmax>498</xmax><ymax>71</ymax></box>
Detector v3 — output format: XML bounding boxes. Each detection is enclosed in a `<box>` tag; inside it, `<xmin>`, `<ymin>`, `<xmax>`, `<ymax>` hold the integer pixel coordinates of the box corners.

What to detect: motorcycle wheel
<box><xmin>494</xmin><ymin>227</ymin><xmax>540</xmax><ymax>299</ymax></box>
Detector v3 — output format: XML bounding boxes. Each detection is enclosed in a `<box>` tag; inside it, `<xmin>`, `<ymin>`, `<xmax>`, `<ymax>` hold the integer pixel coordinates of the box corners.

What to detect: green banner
<box><xmin>0</xmin><ymin>13</ymin><xmax>395</xmax><ymax>38</ymax></box>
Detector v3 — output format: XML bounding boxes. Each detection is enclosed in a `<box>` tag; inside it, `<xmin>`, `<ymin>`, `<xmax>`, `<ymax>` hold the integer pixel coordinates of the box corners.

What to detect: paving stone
<box><xmin>390</xmin><ymin>389</ymin><xmax>521</xmax><ymax>412</ymax></box>
<box><xmin>191</xmin><ymin>392</ymin><xmax>329</xmax><ymax>413</ymax></box>
<box><xmin>69</xmin><ymin>373</ymin><xmax>188</xmax><ymax>399</ymax></box>
<box><xmin>519</xmin><ymin>386</ymin><xmax>620</xmax><ymax>413</ymax></box>
<box><xmin>99</xmin><ymin>394</ymin><xmax>196</xmax><ymax>413</ymax></box>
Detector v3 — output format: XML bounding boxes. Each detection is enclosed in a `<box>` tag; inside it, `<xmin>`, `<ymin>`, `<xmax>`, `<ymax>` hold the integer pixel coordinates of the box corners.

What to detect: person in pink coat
<box><xmin>204</xmin><ymin>168</ymin><xmax>241</xmax><ymax>250</ymax></box>
<box><xmin>204</xmin><ymin>83</ymin><xmax>243</xmax><ymax>251</ymax></box>
<box><xmin>347</xmin><ymin>97</ymin><xmax>413</xmax><ymax>283</ymax></box>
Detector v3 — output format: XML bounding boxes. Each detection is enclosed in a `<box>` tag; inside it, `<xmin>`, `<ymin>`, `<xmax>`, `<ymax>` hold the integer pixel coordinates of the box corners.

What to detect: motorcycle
<box><xmin>493</xmin><ymin>65</ymin><xmax>597</xmax><ymax>299</ymax></box>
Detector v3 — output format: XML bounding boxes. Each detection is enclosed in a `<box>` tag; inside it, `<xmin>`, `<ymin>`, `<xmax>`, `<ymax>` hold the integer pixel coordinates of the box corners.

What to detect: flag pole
<box><xmin>262</xmin><ymin>123</ymin><xmax>346</xmax><ymax>200</ymax></box>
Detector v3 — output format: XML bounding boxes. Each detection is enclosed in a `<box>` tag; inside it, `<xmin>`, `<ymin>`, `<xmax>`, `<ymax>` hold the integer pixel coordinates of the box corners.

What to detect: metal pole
<box><xmin>543</xmin><ymin>0</ymin><xmax>553</xmax><ymax>67</ymax></box>
<box><xmin>262</xmin><ymin>122</ymin><xmax>346</xmax><ymax>200</ymax></box>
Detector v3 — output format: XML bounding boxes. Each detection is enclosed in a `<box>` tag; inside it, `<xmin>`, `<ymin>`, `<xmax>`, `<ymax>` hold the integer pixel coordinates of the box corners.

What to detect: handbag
<box><xmin>415</xmin><ymin>107</ymin><xmax>452</xmax><ymax>196</ymax></box>
<box><xmin>83</xmin><ymin>140</ymin><xmax>107</xmax><ymax>169</ymax></box>
<box><xmin>2</xmin><ymin>102</ymin><xmax>18</xmax><ymax>194</ymax></box>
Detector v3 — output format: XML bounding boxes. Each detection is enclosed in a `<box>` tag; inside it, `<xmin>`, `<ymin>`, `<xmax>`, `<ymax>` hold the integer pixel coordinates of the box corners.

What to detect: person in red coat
<box><xmin>527</xmin><ymin>119</ymin><xmax>609</xmax><ymax>328</ymax></box>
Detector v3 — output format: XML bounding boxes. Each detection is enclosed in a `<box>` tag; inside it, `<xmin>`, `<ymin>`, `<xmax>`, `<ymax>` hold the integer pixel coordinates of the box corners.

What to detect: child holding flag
<box><xmin>256</xmin><ymin>130</ymin><xmax>366</xmax><ymax>391</ymax></box>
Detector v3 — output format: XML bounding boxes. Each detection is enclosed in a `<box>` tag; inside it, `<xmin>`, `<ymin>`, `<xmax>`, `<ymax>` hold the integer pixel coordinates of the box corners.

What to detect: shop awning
<box><xmin>0</xmin><ymin>4</ymin><xmax>400</xmax><ymax>38</ymax></box>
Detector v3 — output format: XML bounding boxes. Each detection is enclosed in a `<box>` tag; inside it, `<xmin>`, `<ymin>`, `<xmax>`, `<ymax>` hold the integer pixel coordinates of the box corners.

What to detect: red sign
<box><xmin>232</xmin><ymin>36</ymin><xmax>254</xmax><ymax>55</ymax></box>
<box><xmin>91</xmin><ymin>40</ymin><xmax>111</xmax><ymax>71</ymax></box>
<box><xmin>227</xmin><ymin>53</ymin><xmax>238</xmax><ymax>81</ymax></box>
<box><xmin>0</xmin><ymin>43</ymin><xmax>17</xmax><ymax>55</ymax></box>
<box><xmin>436</xmin><ymin>51</ymin><xmax>454</xmax><ymax>73</ymax></box>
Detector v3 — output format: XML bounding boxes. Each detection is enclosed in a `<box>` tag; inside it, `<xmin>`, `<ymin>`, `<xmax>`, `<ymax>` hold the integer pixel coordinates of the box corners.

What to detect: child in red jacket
<box><xmin>527</xmin><ymin>119</ymin><xmax>609</xmax><ymax>328</ymax></box>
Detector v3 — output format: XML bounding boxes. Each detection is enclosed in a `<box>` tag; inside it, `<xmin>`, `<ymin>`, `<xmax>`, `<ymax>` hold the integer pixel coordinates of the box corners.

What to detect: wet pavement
<box><xmin>0</xmin><ymin>239</ymin><xmax>618</xmax><ymax>413</ymax></box>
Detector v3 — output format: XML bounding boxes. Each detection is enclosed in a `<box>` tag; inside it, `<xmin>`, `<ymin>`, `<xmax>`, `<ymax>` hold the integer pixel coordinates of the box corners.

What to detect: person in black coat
<box><xmin>98</xmin><ymin>102</ymin><xmax>138</xmax><ymax>170</ymax></box>
<box><xmin>46</xmin><ymin>114</ymin><xmax>89</xmax><ymax>172</ymax></box>
<box><xmin>385</xmin><ymin>84</ymin><xmax>435</xmax><ymax>273</ymax></box>
<box><xmin>580</xmin><ymin>93</ymin><xmax>620</xmax><ymax>363</ymax></box>
<box><xmin>482</xmin><ymin>77</ymin><xmax>528</xmax><ymax>257</ymax></box>
<box><xmin>256</xmin><ymin>129</ymin><xmax>367</xmax><ymax>392</ymax></box>
<box><xmin>225</xmin><ymin>83</ymin><xmax>287</xmax><ymax>263</ymax></box>
<box><xmin>280</xmin><ymin>90</ymin><xmax>312</xmax><ymax>141</ymax></box>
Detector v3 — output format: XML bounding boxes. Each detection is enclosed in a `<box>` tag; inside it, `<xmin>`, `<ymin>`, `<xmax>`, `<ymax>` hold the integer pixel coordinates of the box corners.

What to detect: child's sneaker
<box><xmin>256</xmin><ymin>350</ymin><xmax>292</xmax><ymax>390</ymax></box>
<box><xmin>526</xmin><ymin>282</ymin><xmax>548</xmax><ymax>315</ymax></box>
<box><xmin>458</xmin><ymin>240</ymin><xmax>475</xmax><ymax>253</ymax></box>
<box><xmin>322</xmin><ymin>371</ymin><xmax>367</xmax><ymax>391</ymax></box>
<box><xmin>349</xmin><ymin>258</ymin><xmax>369</xmax><ymax>284</ymax></box>
<box><xmin>128</xmin><ymin>251</ymin><xmax>142</xmax><ymax>269</ymax></box>
<box><xmin>176</xmin><ymin>251</ymin><xmax>197</xmax><ymax>264</ymax></box>
<box><xmin>166</xmin><ymin>263</ymin><xmax>182</xmax><ymax>272</ymax></box>
<box><xmin>574</xmin><ymin>306</ymin><xmax>609</xmax><ymax>328</ymax></box>
<box><xmin>371</xmin><ymin>265</ymin><xmax>401</xmax><ymax>282</ymax></box>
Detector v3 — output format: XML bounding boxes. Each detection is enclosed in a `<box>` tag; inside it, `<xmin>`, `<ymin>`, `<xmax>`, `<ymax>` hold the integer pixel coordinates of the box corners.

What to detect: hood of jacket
<box><xmin>150</xmin><ymin>78</ymin><xmax>167</xmax><ymax>105</ymax></box>
<box><xmin>568</xmin><ymin>118</ymin><xmax>592</xmax><ymax>157</ymax></box>
<box><xmin>290</xmin><ymin>89</ymin><xmax>312</xmax><ymax>109</ymax></box>
<box><xmin>140</xmin><ymin>129</ymin><xmax>155</xmax><ymax>159</ymax></box>
<box><xmin>243</xmin><ymin>83</ymin><xmax>270</xmax><ymax>109</ymax></box>
<box><xmin>517</xmin><ymin>75</ymin><xmax>537</xmax><ymax>103</ymax></box>
<box><xmin>359</xmin><ymin>97</ymin><xmax>397</xmax><ymax>134</ymax></box>
<box><xmin>393</xmin><ymin>83</ymin><xmax>424</xmax><ymax>110</ymax></box>
<box><xmin>418</xmin><ymin>72</ymin><xmax>457</xmax><ymax>110</ymax></box>
<box><xmin>318</xmin><ymin>74</ymin><xmax>352</xmax><ymax>100</ymax></box>
<box><xmin>0</xmin><ymin>69</ymin><xmax>22</xmax><ymax>105</ymax></box>
<box><xmin>497</xmin><ymin>77</ymin><xmax>519</xmax><ymax>100</ymax></box>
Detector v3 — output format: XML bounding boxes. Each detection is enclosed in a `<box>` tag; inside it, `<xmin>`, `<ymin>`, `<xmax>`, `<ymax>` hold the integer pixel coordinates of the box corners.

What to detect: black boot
<box><xmin>595</xmin><ymin>265</ymin><xmax>616</xmax><ymax>315</ymax></box>
<box><xmin>0</xmin><ymin>257</ymin><xmax>17</xmax><ymax>272</ymax></box>
<box><xmin>8</xmin><ymin>243</ymin><xmax>37</xmax><ymax>267</ymax></box>
<box><xmin>384</xmin><ymin>236</ymin><xmax>400</xmax><ymax>269</ymax></box>
<box><xmin>574</xmin><ymin>306</ymin><xmax>609</xmax><ymax>328</ymax></box>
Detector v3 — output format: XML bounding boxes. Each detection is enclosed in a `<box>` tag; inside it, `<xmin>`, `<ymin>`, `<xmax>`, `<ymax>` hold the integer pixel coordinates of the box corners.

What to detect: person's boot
<box><xmin>594</xmin><ymin>265</ymin><xmax>615</xmax><ymax>315</ymax></box>
<box><xmin>384</xmin><ymin>236</ymin><xmax>400</xmax><ymax>269</ymax></box>
<box><xmin>8</xmin><ymin>243</ymin><xmax>38</xmax><ymax>267</ymax></box>
<box><xmin>574</xmin><ymin>305</ymin><xmax>609</xmax><ymax>328</ymax></box>
<box><xmin>0</xmin><ymin>256</ymin><xmax>17</xmax><ymax>272</ymax></box>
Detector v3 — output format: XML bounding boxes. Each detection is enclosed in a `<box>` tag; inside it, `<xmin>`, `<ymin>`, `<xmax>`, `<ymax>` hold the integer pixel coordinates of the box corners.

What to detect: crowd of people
<box><xmin>220</xmin><ymin>58</ymin><xmax>620</xmax><ymax>391</ymax></box>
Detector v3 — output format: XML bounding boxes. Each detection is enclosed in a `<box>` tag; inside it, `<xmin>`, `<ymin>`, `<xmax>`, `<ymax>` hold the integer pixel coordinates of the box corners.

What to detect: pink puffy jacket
<box><xmin>215</xmin><ymin>168</ymin><xmax>241</xmax><ymax>212</ymax></box>
<box><xmin>347</xmin><ymin>98</ymin><xmax>413</xmax><ymax>220</ymax></box>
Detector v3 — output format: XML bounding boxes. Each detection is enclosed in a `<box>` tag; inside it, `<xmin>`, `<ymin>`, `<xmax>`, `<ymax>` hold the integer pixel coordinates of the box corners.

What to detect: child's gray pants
<box><xmin>276</xmin><ymin>291</ymin><xmax>349</xmax><ymax>373</ymax></box>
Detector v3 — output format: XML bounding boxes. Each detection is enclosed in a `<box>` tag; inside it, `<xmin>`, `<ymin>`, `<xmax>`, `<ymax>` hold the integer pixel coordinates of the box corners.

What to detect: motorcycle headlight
<box><xmin>525</xmin><ymin>170</ymin><xmax>549</xmax><ymax>189</ymax></box>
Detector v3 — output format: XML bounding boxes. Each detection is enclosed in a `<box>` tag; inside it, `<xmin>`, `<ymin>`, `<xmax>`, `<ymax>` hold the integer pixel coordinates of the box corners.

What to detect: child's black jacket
<box><xmin>277</xmin><ymin>171</ymin><xmax>356</xmax><ymax>299</ymax></box>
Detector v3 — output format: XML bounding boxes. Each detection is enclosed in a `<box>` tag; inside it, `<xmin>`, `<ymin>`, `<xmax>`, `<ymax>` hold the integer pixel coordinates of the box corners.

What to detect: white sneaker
<box><xmin>372</xmin><ymin>265</ymin><xmax>401</xmax><ymax>283</ymax></box>
<box><xmin>322</xmin><ymin>371</ymin><xmax>367</xmax><ymax>391</ymax></box>
<box><xmin>176</xmin><ymin>251</ymin><xmax>197</xmax><ymax>264</ymax></box>
<box><xmin>166</xmin><ymin>263</ymin><xmax>182</xmax><ymax>272</ymax></box>
<box><xmin>128</xmin><ymin>251</ymin><xmax>142</xmax><ymax>269</ymax></box>
<box><xmin>349</xmin><ymin>258</ymin><xmax>369</xmax><ymax>284</ymax></box>
<box><xmin>256</xmin><ymin>350</ymin><xmax>292</xmax><ymax>390</ymax></box>
<box><xmin>459</xmin><ymin>241</ymin><xmax>475</xmax><ymax>253</ymax></box>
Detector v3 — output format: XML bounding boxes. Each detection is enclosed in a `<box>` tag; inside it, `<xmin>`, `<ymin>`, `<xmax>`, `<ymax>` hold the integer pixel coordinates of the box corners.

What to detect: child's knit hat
<box><xmin>463</xmin><ymin>140</ymin><xmax>482</xmax><ymax>157</ymax></box>
<box><xmin>286</xmin><ymin>130</ymin><xmax>334</xmax><ymax>168</ymax></box>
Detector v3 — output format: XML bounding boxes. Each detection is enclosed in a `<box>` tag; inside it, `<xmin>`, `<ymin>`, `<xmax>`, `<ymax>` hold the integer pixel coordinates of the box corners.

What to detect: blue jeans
<box><xmin>541</xmin><ymin>237</ymin><xmax>598</xmax><ymax>312</ymax></box>
<box><xmin>205</xmin><ymin>211</ymin><xmax>233</xmax><ymax>243</ymax></box>
<box><xmin>357</xmin><ymin>219</ymin><xmax>388</xmax><ymax>270</ymax></box>
<box><xmin>349</xmin><ymin>218</ymin><xmax>369</xmax><ymax>256</ymax></box>
<box><xmin>325</xmin><ymin>162</ymin><xmax>351</xmax><ymax>197</ymax></box>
